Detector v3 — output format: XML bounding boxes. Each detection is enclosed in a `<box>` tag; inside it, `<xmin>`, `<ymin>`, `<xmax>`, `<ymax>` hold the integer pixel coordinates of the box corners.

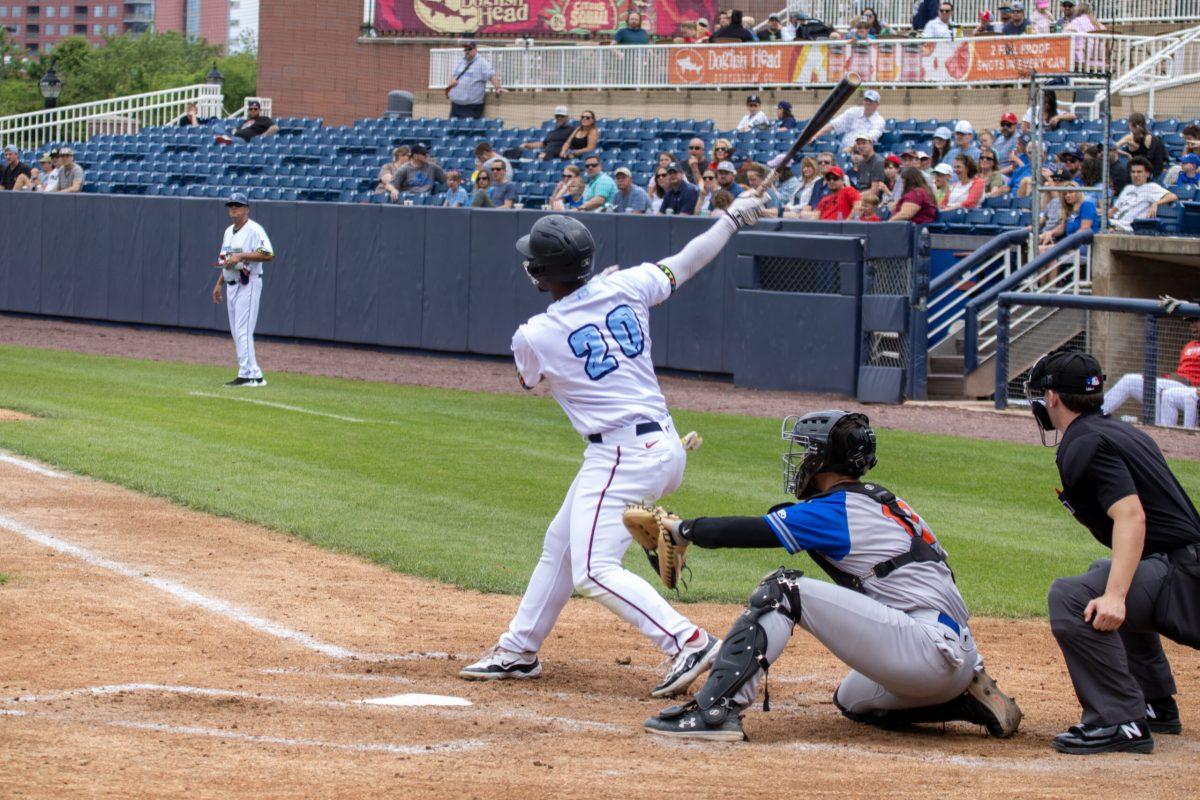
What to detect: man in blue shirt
<box><xmin>612</xmin><ymin>11</ymin><xmax>650</xmax><ymax>44</ymax></box>
<box><xmin>660</xmin><ymin>162</ymin><xmax>699</xmax><ymax>215</ymax></box>
<box><xmin>580</xmin><ymin>156</ymin><xmax>618</xmax><ymax>211</ymax></box>
<box><xmin>446</xmin><ymin>40</ymin><xmax>503</xmax><ymax>119</ymax></box>
<box><xmin>1176</xmin><ymin>153</ymin><xmax>1200</xmax><ymax>188</ymax></box>
<box><xmin>612</xmin><ymin>166</ymin><xmax>651</xmax><ymax>213</ymax></box>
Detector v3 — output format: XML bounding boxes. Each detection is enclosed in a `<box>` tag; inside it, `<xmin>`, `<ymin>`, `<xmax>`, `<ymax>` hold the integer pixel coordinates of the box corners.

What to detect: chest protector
<box><xmin>777</xmin><ymin>482</ymin><xmax>952</xmax><ymax>593</ymax></box>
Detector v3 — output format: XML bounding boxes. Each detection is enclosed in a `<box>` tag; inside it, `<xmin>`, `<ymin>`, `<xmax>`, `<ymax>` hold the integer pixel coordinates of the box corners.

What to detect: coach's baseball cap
<box><xmin>666</xmin><ymin>161</ymin><xmax>684</xmax><ymax>173</ymax></box>
<box><xmin>933</xmin><ymin>126</ymin><xmax>952</xmax><ymax>140</ymax></box>
<box><xmin>1029</xmin><ymin>349</ymin><xmax>1104</xmax><ymax>395</ymax></box>
<box><xmin>553</xmin><ymin>105</ymin><xmax>569</xmax><ymax>117</ymax></box>
<box><xmin>1000</xmin><ymin>111</ymin><xmax>1019</xmax><ymax>125</ymax></box>
<box><xmin>410</xmin><ymin>143</ymin><xmax>429</xmax><ymax>155</ymax></box>
<box><xmin>863</xmin><ymin>89</ymin><xmax>881</xmax><ymax>103</ymax></box>
<box><xmin>954</xmin><ymin>120</ymin><xmax>975</xmax><ymax>135</ymax></box>
<box><xmin>932</xmin><ymin>163</ymin><xmax>954</xmax><ymax>176</ymax></box>
<box><xmin>226</xmin><ymin>192</ymin><xmax>250</xmax><ymax>206</ymax></box>
<box><xmin>716</xmin><ymin>161</ymin><xmax>736</xmax><ymax>173</ymax></box>
<box><xmin>613</xmin><ymin>166</ymin><xmax>633</xmax><ymax>177</ymax></box>
<box><xmin>1181</xmin><ymin>153</ymin><xmax>1200</xmax><ymax>166</ymax></box>
<box><xmin>824</xmin><ymin>165</ymin><xmax>845</xmax><ymax>180</ymax></box>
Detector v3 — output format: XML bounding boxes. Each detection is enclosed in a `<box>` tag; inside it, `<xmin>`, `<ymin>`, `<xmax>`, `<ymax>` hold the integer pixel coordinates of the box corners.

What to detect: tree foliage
<box><xmin>0</xmin><ymin>31</ymin><xmax>257</xmax><ymax>117</ymax></box>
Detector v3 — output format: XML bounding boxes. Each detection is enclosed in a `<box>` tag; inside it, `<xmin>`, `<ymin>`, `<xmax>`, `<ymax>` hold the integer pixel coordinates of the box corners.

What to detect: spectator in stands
<box><xmin>862</xmin><ymin>7</ymin><xmax>894</xmax><ymax>35</ymax></box>
<box><xmin>917</xmin><ymin>150</ymin><xmax>933</xmax><ymax>179</ymax></box>
<box><xmin>392</xmin><ymin>144</ymin><xmax>446</xmax><ymax>196</ymax></box>
<box><xmin>854</xmin><ymin>191</ymin><xmax>883</xmax><ymax>221</ymax></box>
<box><xmin>912</xmin><ymin>0</ymin><xmax>940</xmax><ymax>31</ymax></box>
<box><xmin>923</xmin><ymin>2</ymin><xmax>956</xmax><ymax>37</ymax></box>
<box><xmin>1009</xmin><ymin>135</ymin><xmax>1034</xmax><ymax>196</ymax></box>
<box><xmin>675</xmin><ymin>20</ymin><xmax>701</xmax><ymax>43</ymax></box>
<box><xmin>649</xmin><ymin>166</ymin><xmax>670</xmax><ymax>213</ymax></box>
<box><xmin>743</xmin><ymin>163</ymin><xmax>781</xmax><ymax>216</ymax></box>
<box><xmin>978</xmin><ymin>128</ymin><xmax>996</xmax><ymax>152</ymax></box>
<box><xmin>685</xmin><ymin>138</ymin><xmax>709</xmax><ymax>184</ymax></box>
<box><xmin>782</xmin><ymin>157</ymin><xmax>821</xmax><ymax>215</ymax></box>
<box><xmin>973</xmin><ymin>10</ymin><xmax>996</xmax><ymax>35</ymax></box>
<box><xmin>717</xmin><ymin>11</ymin><xmax>731</xmax><ymax>28</ymax></box>
<box><xmin>714</xmin><ymin>161</ymin><xmax>742</xmax><ymax>198</ymax></box>
<box><xmin>551</xmin><ymin>174</ymin><xmax>586</xmax><ymax>211</ymax></box>
<box><xmin>377</xmin><ymin>146</ymin><xmax>410</xmax><ymax>199</ymax></box>
<box><xmin>816</xmin><ymin>89</ymin><xmax>884</xmax><ymax>153</ymax></box>
<box><xmin>660</xmin><ymin>161</ymin><xmax>699</xmax><ymax>215</ymax></box>
<box><xmin>695</xmin><ymin>18</ymin><xmax>712</xmax><ymax>41</ymax></box>
<box><xmin>1079</xmin><ymin>152</ymin><xmax>1104</xmax><ymax>190</ymax></box>
<box><xmin>882</xmin><ymin>154</ymin><xmax>903</xmax><ymax>208</ymax></box>
<box><xmin>177</xmin><ymin>102</ymin><xmax>211</xmax><ymax>127</ymax></box>
<box><xmin>50</xmin><ymin>148</ymin><xmax>84</xmax><ymax>193</ymax></box>
<box><xmin>446</xmin><ymin>40</ymin><xmax>502</xmax><ymax>120</ymax></box>
<box><xmin>710</xmin><ymin>139</ymin><xmax>738</xmax><ymax>169</ymax></box>
<box><xmin>946</xmin><ymin>121</ymin><xmax>981</xmax><ymax>173</ymax></box>
<box><xmin>1002</xmin><ymin>1</ymin><xmax>1030</xmax><ymax>33</ymax></box>
<box><xmin>943</xmin><ymin>154</ymin><xmax>985</xmax><ymax>209</ymax></box>
<box><xmin>487</xmin><ymin>162</ymin><xmax>519</xmax><ymax>208</ymax></box>
<box><xmin>713</xmin><ymin>9</ymin><xmax>755</xmax><ymax>42</ymax></box>
<box><xmin>1115</xmin><ymin>112</ymin><xmax>1169</xmax><ymax>179</ymax></box>
<box><xmin>1057</xmin><ymin>147</ymin><xmax>1084</xmax><ymax>182</ymax></box>
<box><xmin>775</xmin><ymin>162</ymin><xmax>801</xmax><ymax>206</ymax></box>
<box><xmin>930</xmin><ymin>126</ymin><xmax>952</xmax><ymax>166</ymax></box>
<box><xmin>736</xmin><ymin>95</ymin><xmax>771</xmax><ymax>132</ymax></box>
<box><xmin>854</xmin><ymin>134</ymin><xmax>886</xmax><ymax>196</ymax></box>
<box><xmin>561</xmin><ymin>110</ymin><xmax>600</xmax><ymax>160</ymax></box>
<box><xmin>612</xmin><ymin>166</ymin><xmax>651</xmax><ymax>213</ymax></box>
<box><xmin>977</xmin><ymin>149</ymin><xmax>1009</xmax><ymax>197</ymax></box>
<box><xmin>742</xmin><ymin>16</ymin><xmax>759</xmax><ymax>38</ymax></box>
<box><xmin>554</xmin><ymin>163</ymin><xmax>581</xmax><ymax>198</ymax></box>
<box><xmin>1103</xmin><ymin>315</ymin><xmax>1200</xmax><ymax>427</ymax></box>
<box><xmin>1023</xmin><ymin>89</ymin><xmax>1075</xmax><ymax>131</ymax></box>
<box><xmin>1030</xmin><ymin>0</ymin><xmax>1054</xmax><ymax>32</ymax></box>
<box><xmin>760</xmin><ymin>14</ymin><xmax>785</xmax><ymax>41</ymax></box>
<box><xmin>890</xmin><ymin>167</ymin><xmax>941</xmax><ymax>223</ymax></box>
<box><xmin>1176</xmin><ymin>153</ymin><xmax>1200</xmax><ymax>189</ymax></box>
<box><xmin>475</xmin><ymin>141</ymin><xmax>513</xmax><ymax>183</ymax></box>
<box><xmin>579</xmin><ymin>156</ymin><xmax>616</xmax><ymax>210</ymax></box>
<box><xmin>993</xmin><ymin>112</ymin><xmax>1021</xmax><ymax>167</ymax></box>
<box><xmin>812</xmin><ymin>166</ymin><xmax>861</xmax><ymax>220</ymax></box>
<box><xmin>517</xmin><ymin>106</ymin><xmax>574</xmax><ymax>161</ymax></box>
<box><xmin>931</xmin><ymin>163</ymin><xmax>953</xmax><ymax>204</ymax></box>
<box><xmin>849</xmin><ymin>17</ymin><xmax>874</xmax><ymax>41</ymax></box>
<box><xmin>1</xmin><ymin>145</ymin><xmax>33</xmax><ymax>191</ymax></box>
<box><xmin>1110</xmin><ymin>156</ymin><xmax>1178</xmax><ymax>231</ymax></box>
<box><xmin>442</xmin><ymin>170</ymin><xmax>470</xmax><ymax>207</ymax></box>
<box><xmin>612</xmin><ymin>10</ymin><xmax>650</xmax><ymax>44</ymax></box>
<box><xmin>1058</xmin><ymin>0</ymin><xmax>1075</xmax><ymax>25</ymax></box>
<box><xmin>694</xmin><ymin>168</ymin><xmax>717</xmax><ymax>214</ymax></box>
<box><xmin>1063</xmin><ymin>0</ymin><xmax>1102</xmax><ymax>32</ymax></box>
<box><xmin>231</xmin><ymin>101</ymin><xmax>276</xmax><ymax>143</ymax></box>
<box><xmin>1182</xmin><ymin>124</ymin><xmax>1200</xmax><ymax>158</ymax></box>
<box><xmin>35</xmin><ymin>153</ymin><xmax>54</xmax><ymax>191</ymax></box>
<box><xmin>1039</xmin><ymin>175</ymin><xmax>1097</xmax><ymax>250</ymax></box>
<box><xmin>775</xmin><ymin>101</ymin><xmax>798</xmax><ymax>131</ymax></box>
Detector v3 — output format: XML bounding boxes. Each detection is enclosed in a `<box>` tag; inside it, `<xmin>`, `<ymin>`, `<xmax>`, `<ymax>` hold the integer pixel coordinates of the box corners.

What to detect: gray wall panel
<box><xmin>251</xmin><ymin>201</ymin><xmax>299</xmax><ymax>338</ymax></box>
<box><xmin>0</xmin><ymin>193</ymin><xmax>43</xmax><ymax>313</ymax></box>
<box><xmin>137</xmin><ymin>198</ymin><xmax>182</xmax><ymax>326</ymax></box>
<box><xmin>374</xmin><ymin>205</ymin><xmax>425</xmax><ymax>348</ymax></box>
<box><xmin>289</xmin><ymin>202</ymin><xmax>339</xmax><ymax>340</ymax></box>
<box><xmin>467</xmin><ymin>210</ymin><xmax>522</xmax><ymax>355</ymax></box>
<box><xmin>420</xmin><ymin>206</ymin><xmax>470</xmax><ymax>352</ymax></box>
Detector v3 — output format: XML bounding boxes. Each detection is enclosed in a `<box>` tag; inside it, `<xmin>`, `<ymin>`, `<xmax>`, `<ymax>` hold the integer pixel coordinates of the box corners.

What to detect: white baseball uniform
<box><xmin>219</xmin><ymin>220</ymin><xmax>273</xmax><ymax>381</ymax></box>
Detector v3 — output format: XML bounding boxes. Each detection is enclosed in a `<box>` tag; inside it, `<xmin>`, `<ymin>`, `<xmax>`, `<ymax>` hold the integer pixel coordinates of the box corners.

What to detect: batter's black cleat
<box><xmin>651</xmin><ymin>632</ymin><xmax>720</xmax><ymax>698</ymax></box>
<box><xmin>1145</xmin><ymin>697</ymin><xmax>1182</xmax><ymax>735</ymax></box>
<box><xmin>458</xmin><ymin>645</ymin><xmax>541</xmax><ymax>681</ymax></box>
<box><xmin>964</xmin><ymin>668</ymin><xmax>1023</xmax><ymax>738</ymax></box>
<box><xmin>644</xmin><ymin>702</ymin><xmax>747</xmax><ymax>742</ymax></box>
<box><xmin>1052</xmin><ymin>721</ymin><xmax>1154</xmax><ymax>755</ymax></box>
<box><xmin>224</xmin><ymin>377</ymin><xmax>255</xmax><ymax>387</ymax></box>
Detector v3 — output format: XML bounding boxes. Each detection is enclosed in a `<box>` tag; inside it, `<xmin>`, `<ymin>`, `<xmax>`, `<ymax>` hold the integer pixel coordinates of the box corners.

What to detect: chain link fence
<box><xmin>757</xmin><ymin>256</ymin><xmax>841</xmax><ymax>294</ymax></box>
<box><xmin>865</xmin><ymin>257</ymin><xmax>911</xmax><ymax>296</ymax></box>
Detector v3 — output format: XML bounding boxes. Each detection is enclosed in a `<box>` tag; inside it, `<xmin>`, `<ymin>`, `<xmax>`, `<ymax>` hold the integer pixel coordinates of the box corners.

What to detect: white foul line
<box><xmin>0</xmin><ymin>453</ymin><xmax>67</xmax><ymax>479</ymax></box>
<box><xmin>0</xmin><ymin>514</ymin><xmax>370</xmax><ymax>661</ymax></box>
<box><xmin>187</xmin><ymin>391</ymin><xmax>366</xmax><ymax>423</ymax></box>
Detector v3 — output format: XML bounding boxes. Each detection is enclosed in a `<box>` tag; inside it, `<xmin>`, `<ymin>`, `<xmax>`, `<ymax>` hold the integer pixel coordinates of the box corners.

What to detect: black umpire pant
<box><xmin>1048</xmin><ymin>556</ymin><xmax>1176</xmax><ymax>726</ymax></box>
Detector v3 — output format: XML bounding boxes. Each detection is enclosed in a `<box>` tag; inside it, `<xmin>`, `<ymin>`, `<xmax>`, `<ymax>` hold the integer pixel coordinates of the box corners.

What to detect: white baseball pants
<box><xmin>226</xmin><ymin>276</ymin><xmax>263</xmax><ymax>380</ymax></box>
<box><xmin>1159</xmin><ymin>386</ymin><xmax>1199</xmax><ymax>428</ymax></box>
<box><xmin>499</xmin><ymin>418</ymin><xmax>700</xmax><ymax>656</ymax></box>
<box><xmin>1101</xmin><ymin>373</ymin><xmax>1184</xmax><ymax>426</ymax></box>
<box><xmin>732</xmin><ymin>577</ymin><xmax>980</xmax><ymax>713</ymax></box>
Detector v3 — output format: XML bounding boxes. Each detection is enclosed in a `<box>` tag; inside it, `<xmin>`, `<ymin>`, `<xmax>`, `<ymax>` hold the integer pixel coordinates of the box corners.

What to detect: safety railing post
<box><xmin>995</xmin><ymin>300</ymin><xmax>1010</xmax><ymax>410</ymax></box>
<box><xmin>1141</xmin><ymin>315</ymin><xmax>1159</xmax><ymax>426</ymax></box>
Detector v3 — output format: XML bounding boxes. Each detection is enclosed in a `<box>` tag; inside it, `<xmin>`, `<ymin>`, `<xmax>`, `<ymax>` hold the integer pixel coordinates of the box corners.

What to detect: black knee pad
<box><xmin>750</xmin><ymin>567</ymin><xmax>805</xmax><ymax>623</ymax></box>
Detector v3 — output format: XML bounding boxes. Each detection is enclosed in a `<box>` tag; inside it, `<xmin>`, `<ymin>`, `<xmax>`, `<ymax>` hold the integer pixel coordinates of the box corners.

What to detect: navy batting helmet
<box><xmin>516</xmin><ymin>215</ymin><xmax>594</xmax><ymax>290</ymax></box>
<box><xmin>781</xmin><ymin>410</ymin><xmax>877</xmax><ymax>499</ymax></box>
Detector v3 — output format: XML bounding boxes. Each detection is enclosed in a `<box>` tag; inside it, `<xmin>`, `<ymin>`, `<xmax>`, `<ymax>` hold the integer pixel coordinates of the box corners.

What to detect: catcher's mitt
<box><xmin>623</xmin><ymin>503</ymin><xmax>689</xmax><ymax>590</ymax></box>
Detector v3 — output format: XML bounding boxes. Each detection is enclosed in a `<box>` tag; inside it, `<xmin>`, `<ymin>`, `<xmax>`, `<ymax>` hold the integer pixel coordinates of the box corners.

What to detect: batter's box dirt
<box><xmin>0</xmin><ymin>457</ymin><xmax>1197</xmax><ymax>799</ymax></box>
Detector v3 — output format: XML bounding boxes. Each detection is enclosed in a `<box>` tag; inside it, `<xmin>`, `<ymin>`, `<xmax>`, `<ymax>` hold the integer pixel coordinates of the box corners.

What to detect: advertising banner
<box><xmin>376</xmin><ymin>0</ymin><xmax>718</xmax><ymax>38</ymax></box>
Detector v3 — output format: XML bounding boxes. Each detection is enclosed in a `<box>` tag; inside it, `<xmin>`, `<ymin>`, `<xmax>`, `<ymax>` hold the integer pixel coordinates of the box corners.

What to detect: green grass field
<box><xmin>2</xmin><ymin>344</ymin><xmax>1196</xmax><ymax>617</ymax></box>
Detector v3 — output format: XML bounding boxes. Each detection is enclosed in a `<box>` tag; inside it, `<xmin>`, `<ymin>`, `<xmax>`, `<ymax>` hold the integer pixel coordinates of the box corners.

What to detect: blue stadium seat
<box><xmin>982</xmin><ymin>195</ymin><xmax>1011</xmax><ymax>210</ymax></box>
<box><xmin>1175</xmin><ymin>185</ymin><xmax>1197</xmax><ymax>202</ymax></box>
<box><xmin>991</xmin><ymin>209</ymin><xmax>1021</xmax><ymax>228</ymax></box>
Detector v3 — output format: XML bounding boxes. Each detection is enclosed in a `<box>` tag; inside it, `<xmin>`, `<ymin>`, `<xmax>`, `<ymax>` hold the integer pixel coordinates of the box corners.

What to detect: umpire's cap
<box><xmin>517</xmin><ymin>215</ymin><xmax>594</xmax><ymax>289</ymax></box>
<box><xmin>1028</xmin><ymin>349</ymin><xmax>1105</xmax><ymax>395</ymax></box>
<box><xmin>225</xmin><ymin>191</ymin><xmax>250</xmax><ymax>207</ymax></box>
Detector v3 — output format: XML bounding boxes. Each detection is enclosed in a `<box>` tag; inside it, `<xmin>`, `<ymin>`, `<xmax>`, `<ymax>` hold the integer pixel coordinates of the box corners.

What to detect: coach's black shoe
<box><xmin>1145</xmin><ymin>697</ymin><xmax>1182</xmax><ymax>735</ymax></box>
<box><xmin>1052</xmin><ymin>721</ymin><xmax>1154</xmax><ymax>755</ymax></box>
<box><xmin>644</xmin><ymin>701</ymin><xmax>747</xmax><ymax>742</ymax></box>
<box><xmin>224</xmin><ymin>377</ymin><xmax>254</xmax><ymax>387</ymax></box>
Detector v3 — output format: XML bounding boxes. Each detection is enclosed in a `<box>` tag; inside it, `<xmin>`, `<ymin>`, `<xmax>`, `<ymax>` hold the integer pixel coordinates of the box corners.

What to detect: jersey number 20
<box><xmin>567</xmin><ymin>305</ymin><xmax>645</xmax><ymax>380</ymax></box>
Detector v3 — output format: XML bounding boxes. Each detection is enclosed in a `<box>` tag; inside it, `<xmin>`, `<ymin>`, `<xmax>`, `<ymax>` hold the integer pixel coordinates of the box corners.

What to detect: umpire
<box><xmin>1027</xmin><ymin>349</ymin><xmax>1200</xmax><ymax>755</ymax></box>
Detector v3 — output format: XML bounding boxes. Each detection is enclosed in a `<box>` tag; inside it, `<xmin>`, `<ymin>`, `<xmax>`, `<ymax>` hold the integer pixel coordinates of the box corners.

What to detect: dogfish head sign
<box><xmin>375</xmin><ymin>0</ymin><xmax>718</xmax><ymax>37</ymax></box>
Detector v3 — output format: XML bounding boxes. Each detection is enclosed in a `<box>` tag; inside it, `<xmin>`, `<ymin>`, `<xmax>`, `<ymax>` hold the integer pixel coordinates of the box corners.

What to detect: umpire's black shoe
<box><xmin>1052</xmin><ymin>721</ymin><xmax>1154</xmax><ymax>755</ymax></box>
<box><xmin>1145</xmin><ymin>697</ymin><xmax>1182</xmax><ymax>735</ymax></box>
<box><xmin>224</xmin><ymin>377</ymin><xmax>255</xmax><ymax>387</ymax></box>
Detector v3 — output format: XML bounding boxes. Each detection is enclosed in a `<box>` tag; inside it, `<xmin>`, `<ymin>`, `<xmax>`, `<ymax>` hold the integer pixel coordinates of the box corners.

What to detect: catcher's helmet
<box><xmin>781</xmin><ymin>410</ymin><xmax>877</xmax><ymax>499</ymax></box>
<box><xmin>516</xmin><ymin>215</ymin><xmax>595</xmax><ymax>289</ymax></box>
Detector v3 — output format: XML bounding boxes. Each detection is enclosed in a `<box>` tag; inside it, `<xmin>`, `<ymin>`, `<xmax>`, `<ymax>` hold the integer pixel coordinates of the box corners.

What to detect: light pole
<box><xmin>39</xmin><ymin>62</ymin><xmax>62</xmax><ymax>110</ymax></box>
<box><xmin>205</xmin><ymin>62</ymin><xmax>225</xmax><ymax>86</ymax></box>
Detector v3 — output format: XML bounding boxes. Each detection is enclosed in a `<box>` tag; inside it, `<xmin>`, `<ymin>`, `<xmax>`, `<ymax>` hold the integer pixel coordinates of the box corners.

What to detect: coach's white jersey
<box><xmin>219</xmin><ymin>220</ymin><xmax>274</xmax><ymax>283</ymax></box>
<box><xmin>512</xmin><ymin>264</ymin><xmax>675</xmax><ymax>437</ymax></box>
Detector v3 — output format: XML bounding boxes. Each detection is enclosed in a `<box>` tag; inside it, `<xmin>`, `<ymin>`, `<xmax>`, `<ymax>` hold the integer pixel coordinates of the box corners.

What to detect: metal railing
<box><xmin>0</xmin><ymin>84</ymin><xmax>224</xmax><ymax>152</ymax></box>
<box><xmin>428</xmin><ymin>33</ymin><xmax>1150</xmax><ymax>91</ymax></box>
<box><xmin>776</xmin><ymin>0</ymin><xmax>1200</xmax><ymax>28</ymax></box>
<box><xmin>927</xmin><ymin>228</ymin><xmax>1029</xmax><ymax>348</ymax></box>
<box><xmin>231</xmin><ymin>97</ymin><xmax>274</xmax><ymax>119</ymax></box>
<box><xmin>1100</xmin><ymin>24</ymin><xmax>1200</xmax><ymax>118</ymax></box>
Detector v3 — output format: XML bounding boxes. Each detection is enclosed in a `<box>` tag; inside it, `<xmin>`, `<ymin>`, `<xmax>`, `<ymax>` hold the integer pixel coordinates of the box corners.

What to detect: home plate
<box><xmin>361</xmin><ymin>693</ymin><xmax>473</xmax><ymax>707</ymax></box>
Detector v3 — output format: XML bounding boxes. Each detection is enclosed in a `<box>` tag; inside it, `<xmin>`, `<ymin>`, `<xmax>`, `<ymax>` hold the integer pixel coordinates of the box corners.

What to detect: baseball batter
<box><xmin>459</xmin><ymin>197</ymin><xmax>765</xmax><ymax>696</ymax></box>
<box><xmin>212</xmin><ymin>192</ymin><xmax>274</xmax><ymax>387</ymax></box>
<box><xmin>643</xmin><ymin>410</ymin><xmax>1023</xmax><ymax>741</ymax></box>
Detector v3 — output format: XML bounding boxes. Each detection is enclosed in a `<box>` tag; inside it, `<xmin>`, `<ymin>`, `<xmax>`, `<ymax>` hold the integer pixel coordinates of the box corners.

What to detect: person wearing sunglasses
<box><xmin>922</xmin><ymin>2</ymin><xmax>957</xmax><ymax>38</ymax></box>
<box><xmin>471</xmin><ymin>171</ymin><xmax>494</xmax><ymax>208</ymax></box>
<box><xmin>992</xmin><ymin>112</ymin><xmax>1021</xmax><ymax>170</ymax></box>
<box><xmin>517</xmin><ymin>106</ymin><xmax>575</xmax><ymax>161</ymax></box>
<box><xmin>446</xmin><ymin>39</ymin><xmax>503</xmax><ymax>119</ymax></box>
<box><xmin>579</xmin><ymin>156</ymin><xmax>617</xmax><ymax>211</ymax></box>
<box><xmin>648</xmin><ymin>167</ymin><xmax>670</xmax><ymax>213</ymax></box>
<box><xmin>561</xmin><ymin>110</ymin><xmax>600</xmax><ymax>159</ymax></box>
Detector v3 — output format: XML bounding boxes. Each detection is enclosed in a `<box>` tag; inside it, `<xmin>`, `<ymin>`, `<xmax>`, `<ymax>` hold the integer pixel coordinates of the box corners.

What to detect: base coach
<box><xmin>1027</xmin><ymin>349</ymin><xmax>1200</xmax><ymax>755</ymax></box>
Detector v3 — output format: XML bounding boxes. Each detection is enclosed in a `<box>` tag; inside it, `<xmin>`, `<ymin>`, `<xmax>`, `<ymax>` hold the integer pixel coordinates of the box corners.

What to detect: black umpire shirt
<box><xmin>1057</xmin><ymin>412</ymin><xmax>1200</xmax><ymax>554</ymax></box>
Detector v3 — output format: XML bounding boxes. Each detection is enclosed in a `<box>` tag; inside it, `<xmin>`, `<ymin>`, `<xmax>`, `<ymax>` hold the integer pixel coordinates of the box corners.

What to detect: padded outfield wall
<box><xmin>0</xmin><ymin>193</ymin><xmax>924</xmax><ymax>399</ymax></box>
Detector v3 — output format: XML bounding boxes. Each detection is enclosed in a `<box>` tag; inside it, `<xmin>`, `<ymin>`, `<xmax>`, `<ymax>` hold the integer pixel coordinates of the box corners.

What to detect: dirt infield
<box><xmin>2</xmin><ymin>456</ymin><xmax>1199</xmax><ymax>799</ymax></box>
<box><xmin>3</xmin><ymin>313</ymin><xmax>1198</xmax><ymax>460</ymax></box>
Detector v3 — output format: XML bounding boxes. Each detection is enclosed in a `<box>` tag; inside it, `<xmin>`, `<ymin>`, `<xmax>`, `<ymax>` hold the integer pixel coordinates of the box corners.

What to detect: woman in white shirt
<box><xmin>786</xmin><ymin>157</ymin><xmax>820</xmax><ymax>211</ymax></box>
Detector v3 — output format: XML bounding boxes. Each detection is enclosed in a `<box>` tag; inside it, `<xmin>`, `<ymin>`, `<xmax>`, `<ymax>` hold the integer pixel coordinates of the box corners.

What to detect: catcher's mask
<box><xmin>781</xmin><ymin>410</ymin><xmax>877</xmax><ymax>499</ymax></box>
<box><xmin>1024</xmin><ymin>348</ymin><xmax>1105</xmax><ymax>447</ymax></box>
<box><xmin>516</xmin><ymin>214</ymin><xmax>595</xmax><ymax>292</ymax></box>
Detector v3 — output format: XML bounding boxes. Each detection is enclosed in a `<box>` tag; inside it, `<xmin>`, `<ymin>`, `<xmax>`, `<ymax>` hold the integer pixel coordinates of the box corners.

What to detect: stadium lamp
<box><xmin>39</xmin><ymin>62</ymin><xmax>62</xmax><ymax>110</ymax></box>
<box><xmin>205</xmin><ymin>62</ymin><xmax>225</xmax><ymax>86</ymax></box>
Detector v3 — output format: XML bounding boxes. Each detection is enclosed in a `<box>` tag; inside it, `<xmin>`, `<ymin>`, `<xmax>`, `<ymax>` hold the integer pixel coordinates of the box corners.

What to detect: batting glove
<box><xmin>726</xmin><ymin>193</ymin><xmax>766</xmax><ymax>230</ymax></box>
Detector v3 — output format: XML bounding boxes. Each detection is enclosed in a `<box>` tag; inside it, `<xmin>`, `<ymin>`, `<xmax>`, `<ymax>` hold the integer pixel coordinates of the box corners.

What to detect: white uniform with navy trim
<box><xmin>732</xmin><ymin>486</ymin><xmax>982</xmax><ymax>714</ymax></box>
<box><xmin>499</xmin><ymin>263</ymin><xmax>701</xmax><ymax>657</ymax></box>
<box><xmin>219</xmin><ymin>220</ymin><xmax>273</xmax><ymax>380</ymax></box>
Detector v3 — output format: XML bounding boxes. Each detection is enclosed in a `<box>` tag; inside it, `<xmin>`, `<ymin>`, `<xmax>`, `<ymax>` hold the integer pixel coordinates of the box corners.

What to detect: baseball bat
<box><xmin>761</xmin><ymin>73</ymin><xmax>863</xmax><ymax>193</ymax></box>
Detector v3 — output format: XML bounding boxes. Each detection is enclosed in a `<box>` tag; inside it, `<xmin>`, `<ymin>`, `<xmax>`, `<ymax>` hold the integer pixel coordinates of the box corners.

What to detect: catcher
<box><xmin>630</xmin><ymin>410</ymin><xmax>1023</xmax><ymax>742</ymax></box>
